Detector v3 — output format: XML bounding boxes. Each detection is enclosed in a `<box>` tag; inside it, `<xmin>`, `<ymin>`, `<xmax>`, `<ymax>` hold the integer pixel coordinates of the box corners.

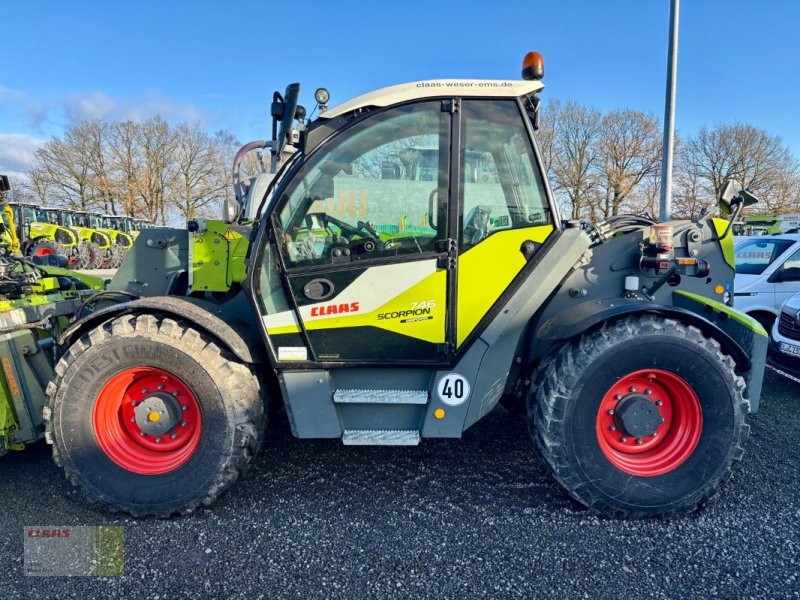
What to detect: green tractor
<box><xmin>8</xmin><ymin>202</ymin><xmax>83</xmax><ymax>269</ymax></box>
<box><xmin>99</xmin><ymin>214</ymin><xmax>135</xmax><ymax>266</ymax></box>
<box><xmin>131</xmin><ymin>217</ymin><xmax>153</xmax><ymax>239</ymax></box>
<box><xmin>43</xmin><ymin>57</ymin><xmax>767</xmax><ymax>519</ymax></box>
<box><xmin>65</xmin><ymin>210</ymin><xmax>114</xmax><ymax>269</ymax></box>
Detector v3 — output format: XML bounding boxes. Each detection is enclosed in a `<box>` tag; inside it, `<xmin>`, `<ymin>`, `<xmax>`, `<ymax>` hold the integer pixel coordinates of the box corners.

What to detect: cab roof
<box><xmin>319</xmin><ymin>79</ymin><xmax>544</xmax><ymax>120</ymax></box>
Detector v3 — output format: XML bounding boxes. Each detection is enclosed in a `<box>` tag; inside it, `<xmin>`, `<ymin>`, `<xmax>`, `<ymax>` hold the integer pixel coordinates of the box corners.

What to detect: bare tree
<box><xmin>82</xmin><ymin>120</ymin><xmax>118</xmax><ymax>214</ymax></box>
<box><xmin>671</xmin><ymin>145</ymin><xmax>707</xmax><ymax>220</ymax></box>
<box><xmin>24</xmin><ymin>166</ymin><xmax>51</xmax><ymax>204</ymax></box>
<box><xmin>546</xmin><ymin>101</ymin><xmax>602</xmax><ymax>220</ymax></box>
<box><xmin>137</xmin><ymin>117</ymin><xmax>176</xmax><ymax>225</ymax></box>
<box><xmin>31</xmin><ymin>131</ymin><xmax>94</xmax><ymax>209</ymax></box>
<box><xmin>108</xmin><ymin>120</ymin><xmax>144</xmax><ymax>216</ymax></box>
<box><xmin>596</xmin><ymin>109</ymin><xmax>662</xmax><ymax>217</ymax></box>
<box><xmin>688</xmin><ymin>123</ymin><xmax>799</xmax><ymax>210</ymax></box>
<box><xmin>170</xmin><ymin>123</ymin><xmax>228</xmax><ymax>220</ymax></box>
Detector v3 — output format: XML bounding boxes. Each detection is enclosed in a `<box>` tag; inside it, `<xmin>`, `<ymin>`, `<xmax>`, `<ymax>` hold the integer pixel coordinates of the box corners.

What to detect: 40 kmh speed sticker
<box><xmin>436</xmin><ymin>373</ymin><xmax>471</xmax><ymax>406</ymax></box>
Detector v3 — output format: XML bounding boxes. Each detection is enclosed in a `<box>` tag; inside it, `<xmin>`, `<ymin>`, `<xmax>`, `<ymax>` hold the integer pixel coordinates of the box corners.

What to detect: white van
<box><xmin>733</xmin><ymin>234</ymin><xmax>800</xmax><ymax>330</ymax></box>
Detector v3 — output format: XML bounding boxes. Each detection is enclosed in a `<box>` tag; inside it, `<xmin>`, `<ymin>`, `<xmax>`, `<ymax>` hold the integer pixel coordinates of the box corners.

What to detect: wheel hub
<box><xmin>613</xmin><ymin>394</ymin><xmax>662</xmax><ymax>438</ymax></box>
<box><xmin>93</xmin><ymin>367</ymin><xmax>202</xmax><ymax>475</ymax></box>
<box><xmin>133</xmin><ymin>392</ymin><xmax>182</xmax><ymax>436</ymax></box>
<box><xmin>595</xmin><ymin>369</ymin><xmax>703</xmax><ymax>477</ymax></box>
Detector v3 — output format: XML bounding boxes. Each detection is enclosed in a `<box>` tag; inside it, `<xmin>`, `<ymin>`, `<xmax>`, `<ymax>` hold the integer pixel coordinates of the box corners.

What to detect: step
<box><xmin>333</xmin><ymin>389</ymin><xmax>428</xmax><ymax>405</ymax></box>
<box><xmin>342</xmin><ymin>429</ymin><xmax>420</xmax><ymax>446</ymax></box>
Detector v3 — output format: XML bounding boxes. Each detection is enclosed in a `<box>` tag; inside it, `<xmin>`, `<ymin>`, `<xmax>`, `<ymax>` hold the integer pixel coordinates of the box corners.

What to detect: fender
<box><xmin>535</xmin><ymin>293</ymin><xmax>767</xmax><ymax>411</ymax></box>
<box><xmin>59</xmin><ymin>295</ymin><xmax>265</xmax><ymax>364</ymax></box>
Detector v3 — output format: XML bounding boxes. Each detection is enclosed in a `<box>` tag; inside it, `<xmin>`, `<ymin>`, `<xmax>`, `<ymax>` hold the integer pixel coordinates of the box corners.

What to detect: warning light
<box><xmin>714</xmin><ymin>285</ymin><xmax>725</xmax><ymax>295</ymax></box>
<box><xmin>434</xmin><ymin>408</ymin><xmax>445</xmax><ymax>419</ymax></box>
<box><xmin>148</xmin><ymin>412</ymin><xmax>160</xmax><ymax>423</ymax></box>
<box><xmin>522</xmin><ymin>51</ymin><xmax>544</xmax><ymax>81</ymax></box>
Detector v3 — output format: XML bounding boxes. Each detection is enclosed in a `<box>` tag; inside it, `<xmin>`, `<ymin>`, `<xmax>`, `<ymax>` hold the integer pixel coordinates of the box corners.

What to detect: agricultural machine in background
<box><xmin>131</xmin><ymin>217</ymin><xmax>153</xmax><ymax>238</ymax></box>
<box><xmin>66</xmin><ymin>210</ymin><xmax>115</xmax><ymax>268</ymax></box>
<box><xmin>41</xmin><ymin>52</ymin><xmax>768</xmax><ymax>519</ymax></box>
<box><xmin>6</xmin><ymin>202</ymin><xmax>83</xmax><ymax>268</ymax></box>
<box><xmin>99</xmin><ymin>214</ymin><xmax>135</xmax><ymax>265</ymax></box>
<box><xmin>0</xmin><ymin>176</ymin><xmax>105</xmax><ymax>455</ymax></box>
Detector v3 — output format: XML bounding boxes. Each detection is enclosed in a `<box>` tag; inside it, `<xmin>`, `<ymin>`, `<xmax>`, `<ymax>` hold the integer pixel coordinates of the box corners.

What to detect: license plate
<box><xmin>779</xmin><ymin>341</ymin><xmax>800</xmax><ymax>358</ymax></box>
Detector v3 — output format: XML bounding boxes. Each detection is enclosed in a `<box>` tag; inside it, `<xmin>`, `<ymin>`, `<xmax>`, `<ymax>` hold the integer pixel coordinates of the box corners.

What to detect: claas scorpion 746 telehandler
<box><xmin>44</xmin><ymin>52</ymin><xmax>767</xmax><ymax>518</ymax></box>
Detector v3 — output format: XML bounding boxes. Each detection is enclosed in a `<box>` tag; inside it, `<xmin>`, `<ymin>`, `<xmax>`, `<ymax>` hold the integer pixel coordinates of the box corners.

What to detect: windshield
<box><xmin>734</xmin><ymin>238</ymin><xmax>796</xmax><ymax>275</ymax></box>
<box><xmin>89</xmin><ymin>215</ymin><xmax>101</xmax><ymax>228</ymax></box>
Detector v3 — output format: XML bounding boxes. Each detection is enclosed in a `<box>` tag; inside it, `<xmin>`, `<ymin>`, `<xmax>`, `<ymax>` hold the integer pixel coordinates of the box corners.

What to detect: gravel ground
<box><xmin>1</xmin><ymin>372</ymin><xmax>798</xmax><ymax>599</ymax></box>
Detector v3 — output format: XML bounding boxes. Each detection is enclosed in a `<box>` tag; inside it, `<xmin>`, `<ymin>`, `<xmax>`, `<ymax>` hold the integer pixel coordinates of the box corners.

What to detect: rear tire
<box><xmin>44</xmin><ymin>314</ymin><xmax>265</xmax><ymax>517</ymax></box>
<box><xmin>529</xmin><ymin>315</ymin><xmax>749</xmax><ymax>518</ymax></box>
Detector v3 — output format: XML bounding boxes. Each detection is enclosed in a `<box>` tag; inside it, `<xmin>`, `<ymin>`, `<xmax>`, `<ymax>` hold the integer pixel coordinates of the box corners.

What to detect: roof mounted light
<box><xmin>522</xmin><ymin>51</ymin><xmax>544</xmax><ymax>81</ymax></box>
<box><xmin>315</xmin><ymin>88</ymin><xmax>330</xmax><ymax>113</ymax></box>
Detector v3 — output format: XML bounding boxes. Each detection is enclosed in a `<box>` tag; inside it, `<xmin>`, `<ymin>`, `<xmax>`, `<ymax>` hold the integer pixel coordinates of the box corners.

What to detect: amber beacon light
<box><xmin>522</xmin><ymin>51</ymin><xmax>544</xmax><ymax>80</ymax></box>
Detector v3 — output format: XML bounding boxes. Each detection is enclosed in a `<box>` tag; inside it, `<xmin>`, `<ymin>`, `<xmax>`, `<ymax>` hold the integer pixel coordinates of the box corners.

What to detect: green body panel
<box><xmin>190</xmin><ymin>220</ymin><xmax>249</xmax><ymax>292</ymax></box>
<box><xmin>675</xmin><ymin>290</ymin><xmax>767</xmax><ymax>336</ymax></box>
<box><xmin>72</xmin><ymin>226</ymin><xmax>112</xmax><ymax>249</ymax></box>
<box><xmin>39</xmin><ymin>265</ymin><xmax>105</xmax><ymax>290</ymax></box>
<box><xmin>28</xmin><ymin>222</ymin><xmax>79</xmax><ymax>248</ymax></box>
<box><xmin>712</xmin><ymin>218</ymin><xmax>736</xmax><ymax>270</ymax></box>
<box><xmin>101</xmin><ymin>228</ymin><xmax>134</xmax><ymax>248</ymax></box>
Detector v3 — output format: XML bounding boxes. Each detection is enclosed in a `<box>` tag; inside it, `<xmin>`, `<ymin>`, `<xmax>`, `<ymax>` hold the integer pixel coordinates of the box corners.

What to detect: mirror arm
<box><xmin>719</xmin><ymin>200</ymin><xmax>744</xmax><ymax>239</ymax></box>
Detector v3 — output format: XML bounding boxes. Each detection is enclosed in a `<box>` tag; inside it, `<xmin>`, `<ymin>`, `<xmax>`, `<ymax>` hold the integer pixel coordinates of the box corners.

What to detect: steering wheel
<box><xmin>321</xmin><ymin>214</ymin><xmax>382</xmax><ymax>246</ymax></box>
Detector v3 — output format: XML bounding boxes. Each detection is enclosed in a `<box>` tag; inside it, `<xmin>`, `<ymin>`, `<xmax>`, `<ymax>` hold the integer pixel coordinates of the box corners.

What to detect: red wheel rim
<box><xmin>93</xmin><ymin>367</ymin><xmax>202</xmax><ymax>475</ymax></box>
<box><xmin>35</xmin><ymin>247</ymin><xmax>54</xmax><ymax>256</ymax></box>
<box><xmin>595</xmin><ymin>369</ymin><xmax>702</xmax><ymax>477</ymax></box>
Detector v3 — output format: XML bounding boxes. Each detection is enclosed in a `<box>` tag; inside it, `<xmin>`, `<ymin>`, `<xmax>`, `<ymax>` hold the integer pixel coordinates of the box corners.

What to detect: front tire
<box><xmin>28</xmin><ymin>239</ymin><xmax>65</xmax><ymax>260</ymax></box>
<box><xmin>44</xmin><ymin>314</ymin><xmax>265</xmax><ymax>517</ymax></box>
<box><xmin>529</xmin><ymin>315</ymin><xmax>749</xmax><ymax>518</ymax></box>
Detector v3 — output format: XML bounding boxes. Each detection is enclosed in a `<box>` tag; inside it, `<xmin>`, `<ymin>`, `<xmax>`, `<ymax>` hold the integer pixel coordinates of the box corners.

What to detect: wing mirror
<box><xmin>718</xmin><ymin>180</ymin><xmax>741</xmax><ymax>216</ymax></box>
<box><xmin>0</xmin><ymin>175</ymin><xmax>10</xmax><ymax>193</ymax></box>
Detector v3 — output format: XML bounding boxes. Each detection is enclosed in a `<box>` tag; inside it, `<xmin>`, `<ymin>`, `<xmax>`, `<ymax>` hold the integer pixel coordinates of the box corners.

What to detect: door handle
<box><xmin>303</xmin><ymin>278</ymin><xmax>335</xmax><ymax>301</ymax></box>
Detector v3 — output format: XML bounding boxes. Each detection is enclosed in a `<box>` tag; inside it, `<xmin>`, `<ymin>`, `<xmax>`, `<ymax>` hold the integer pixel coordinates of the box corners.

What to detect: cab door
<box><xmin>260</xmin><ymin>100</ymin><xmax>455</xmax><ymax>364</ymax></box>
<box><xmin>454</xmin><ymin>99</ymin><xmax>555</xmax><ymax>349</ymax></box>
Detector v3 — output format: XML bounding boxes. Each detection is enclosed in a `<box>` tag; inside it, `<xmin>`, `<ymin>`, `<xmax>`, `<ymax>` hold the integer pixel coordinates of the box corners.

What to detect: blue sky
<box><xmin>1</xmin><ymin>0</ymin><xmax>799</xmax><ymax>180</ymax></box>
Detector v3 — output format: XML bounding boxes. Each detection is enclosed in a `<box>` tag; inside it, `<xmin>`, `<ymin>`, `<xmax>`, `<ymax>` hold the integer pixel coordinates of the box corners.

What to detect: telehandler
<box><xmin>44</xmin><ymin>53</ymin><xmax>767</xmax><ymax>518</ymax></box>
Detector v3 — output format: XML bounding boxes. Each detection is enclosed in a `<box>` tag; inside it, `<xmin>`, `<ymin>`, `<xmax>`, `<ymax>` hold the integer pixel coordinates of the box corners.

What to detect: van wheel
<box><xmin>44</xmin><ymin>314</ymin><xmax>265</xmax><ymax>517</ymax></box>
<box><xmin>529</xmin><ymin>315</ymin><xmax>749</xmax><ymax>518</ymax></box>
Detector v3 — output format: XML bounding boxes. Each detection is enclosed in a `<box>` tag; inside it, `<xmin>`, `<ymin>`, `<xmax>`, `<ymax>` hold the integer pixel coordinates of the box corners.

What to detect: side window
<box><xmin>460</xmin><ymin>100</ymin><xmax>551</xmax><ymax>248</ymax></box>
<box><xmin>780</xmin><ymin>247</ymin><xmax>800</xmax><ymax>280</ymax></box>
<box><xmin>275</xmin><ymin>102</ymin><xmax>449</xmax><ymax>267</ymax></box>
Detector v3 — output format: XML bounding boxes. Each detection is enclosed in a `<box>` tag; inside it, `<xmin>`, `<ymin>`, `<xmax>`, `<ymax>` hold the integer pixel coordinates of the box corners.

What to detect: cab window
<box><xmin>459</xmin><ymin>100</ymin><xmax>551</xmax><ymax>248</ymax></box>
<box><xmin>275</xmin><ymin>101</ymin><xmax>448</xmax><ymax>267</ymax></box>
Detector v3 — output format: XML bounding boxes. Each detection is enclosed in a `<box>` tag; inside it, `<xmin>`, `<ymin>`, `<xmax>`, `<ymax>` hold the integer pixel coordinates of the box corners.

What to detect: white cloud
<box><xmin>0</xmin><ymin>85</ymin><xmax>207</xmax><ymax>135</ymax></box>
<box><xmin>0</xmin><ymin>133</ymin><xmax>44</xmax><ymax>175</ymax></box>
<box><xmin>64</xmin><ymin>91</ymin><xmax>118</xmax><ymax>122</ymax></box>
<box><xmin>64</xmin><ymin>91</ymin><xmax>205</xmax><ymax>124</ymax></box>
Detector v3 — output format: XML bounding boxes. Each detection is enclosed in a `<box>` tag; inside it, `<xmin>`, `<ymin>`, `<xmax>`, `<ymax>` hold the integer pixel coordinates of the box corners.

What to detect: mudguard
<box><xmin>536</xmin><ymin>293</ymin><xmax>767</xmax><ymax>411</ymax></box>
<box><xmin>59</xmin><ymin>295</ymin><xmax>264</xmax><ymax>364</ymax></box>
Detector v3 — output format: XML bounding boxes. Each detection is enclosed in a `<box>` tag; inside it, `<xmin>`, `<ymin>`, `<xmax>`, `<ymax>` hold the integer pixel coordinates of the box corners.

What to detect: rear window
<box><xmin>734</xmin><ymin>239</ymin><xmax>795</xmax><ymax>275</ymax></box>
